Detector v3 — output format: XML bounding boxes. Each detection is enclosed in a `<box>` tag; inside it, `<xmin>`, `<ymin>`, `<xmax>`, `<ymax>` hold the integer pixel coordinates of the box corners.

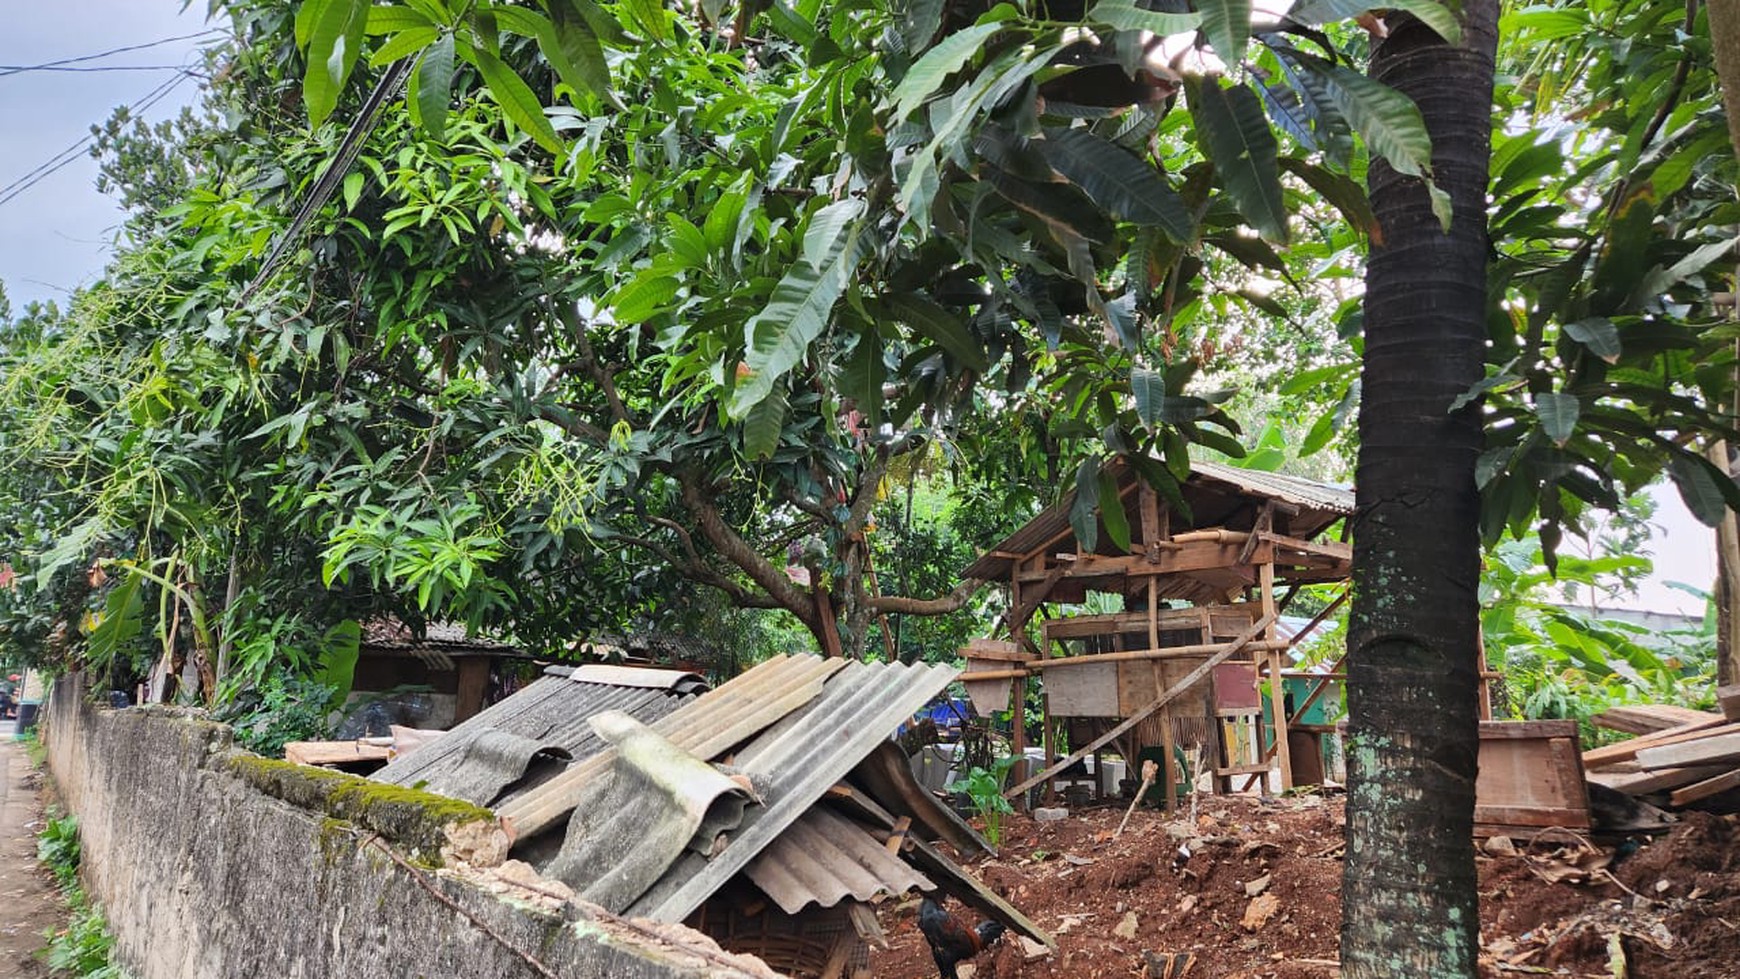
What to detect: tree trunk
<box><xmin>1341</xmin><ymin>5</ymin><xmax>1498</xmax><ymax>979</ymax></box>
<box><xmin>1703</xmin><ymin>2</ymin><xmax>1740</xmax><ymax>687</ymax></box>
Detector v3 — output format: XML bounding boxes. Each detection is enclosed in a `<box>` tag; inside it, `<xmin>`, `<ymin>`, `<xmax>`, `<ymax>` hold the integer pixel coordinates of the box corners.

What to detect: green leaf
<box><xmin>342</xmin><ymin>171</ymin><xmax>364</xmax><ymax>211</ymax></box>
<box><xmin>1287</xmin><ymin>0</ymin><xmax>1461</xmax><ymax>44</ymax></box>
<box><xmin>1038</xmin><ymin>128</ymin><xmax>1193</xmax><ymax>242</ymax></box>
<box><xmin>1533</xmin><ymin>391</ymin><xmax>1579</xmax><ymax>445</ymax></box>
<box><xmin>1277</xmin><ymin>158</ymin><xmax>1379</xmax><ymax>242</ymax></box>
<box><xmin>465</xmin><ymin>42</ymin><xmax>563</xmax><ymax>153</ymax></box>
<box><xmin>1294</xmin><ymin>56</ymin><xmax>1433</xmax><ymax>180</ymax></box>
<box><xmin>1189</xmin><ymin>78</ymin><xmax>1287</xmax><ymax>241</ymax></box>
<box><xmin>86</xmin><ymin>567</ymin><xmax>144</xmax><ymax>667</ymax></box>
<box><xmin>1087</xmin><ymin>0</ymin><xmax>1202</xmax><ymax>35</ymax></box>
<box><xmin>1670</xmin><ymin>452</ymin><xmax>1729</xmax><ymax>527</ymax></box>
<box><xmin>890</xmin><ymin>22</ymin><xmax>1003</xmax><ymax>122</ymax></box>
<box><xmin>1098</xmin><ymin>469</ymin><xmax>1131</xmax><ymax>552</ymax></box>
<box><xmin>985</xmin><ymin>168</ymin><xmax>1116</xmax><ymax>244</ymax></box>
<box><xmin>840</xmin><ymin>331</ymin><xmax>885</xmax><ymax>427</ymax></box>
<box><xmin>742</xmin><ymin>385</ymin><xmax>789</xmax><ymax>460</ymax></box>
<box><xmin>366</xmin><ymin>5</ymin><xmax>436</xmax><ymax>33</ymax></box>
<box><xmin>536</xmin><ymin>0</ymin><xmax>616</xmax><ymax>102</ymax></box>
<box><xmin>408</xmin><ymin>32</ymin><xmax>455</xmax><ymax>139</ymax></box>
<box><xmin>803</xmin><ymin>199</ymin><xmax>866</xmax><ymax>270</ymax></box>
<box><xmin>884</xmin><ymin>294</ymin><xmax>989</xmax><ymax>371</ymax></box>
<box><xmin>1132</xmin><ymin>367</ymin><xmax>1165</xmax><ymax>427</ymax></box>
<box><xmin>612</xmin><ymin>273</ymin><xmax>680</xmax><ymax>323</ymax></box>
<box><xmin>313</xmin><ymin>620</ymin><xmax>362</xmax><ymax>706</ymax></box>
<box><xmin>1563</xmin><ymin>317</ymin><xmax>1621</xmax><ymax>363</ymax></box>
<box><xmin>368</xmin><ymin>25</ymin><xmax>438</xmax><ymax>66</ymax></box>
<box><xmin>303</xmin><ymin>0</ymin><xmax>371</xmax><ymax>127</ymax></box>
<box><xmin>1198</xmin><ymin>0</ymin><xmax>1250</xmax><ymax>70</ymax></box>
<box><xmin>730</xmin><ymin>232</ymin><xmax>862</xmax><ymax>417</ymax></box>
<box><xmin>1070</xmin><ymin>458</ymin><xmax>1101</xmax><ymax>553</ymax></box>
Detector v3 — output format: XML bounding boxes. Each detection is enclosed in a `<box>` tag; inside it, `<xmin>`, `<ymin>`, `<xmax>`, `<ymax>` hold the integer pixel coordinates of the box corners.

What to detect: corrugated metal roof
<box><xmin>372</xmin><ymin>665</ymin><xmax>701</xmax><ymax>806</ymax></box>
<box><xmin>625</xmin><ymin>658</ymin><xmax>958</xmax><ymax>922</ymax></box>
<box><xmin>744</xmin><ymin>806</ymin><xmax>933</xmax><ymax>915</ymax></box>
<box><xmin>962</xmin><ymin>458</ymin><xmax>1353</xmax><ymax>580</ymax></box>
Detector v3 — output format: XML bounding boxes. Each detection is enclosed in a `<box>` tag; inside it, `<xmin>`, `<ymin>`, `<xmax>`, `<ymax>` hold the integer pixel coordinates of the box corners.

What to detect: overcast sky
<box><xmin>0</xmin><ymin>0</ymin><xmax>212</xmax><ymax>308</ymax></box>
<box><xmin>0</xmin><ymin>2</ymin><xmax>1721</xmax><ymax>616</ymax></box>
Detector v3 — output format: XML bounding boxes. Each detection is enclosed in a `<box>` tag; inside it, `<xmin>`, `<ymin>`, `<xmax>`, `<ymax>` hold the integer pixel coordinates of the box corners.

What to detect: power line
<box><xmin>0</xmin><ymin>65</ymin><xmax>193</xmax><ymax>74</ymax></box>
<box><xmin>0</xmin><ymin>72</ymin><xmax>192</xmax><ymax>210</ymax></box>
<box><xmin>0</xmin><ymin>28</ymin><xmax>222</xmax><ymax>78</ymax></box>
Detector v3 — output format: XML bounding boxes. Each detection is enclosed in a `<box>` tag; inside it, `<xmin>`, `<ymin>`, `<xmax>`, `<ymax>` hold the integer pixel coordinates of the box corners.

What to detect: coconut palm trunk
<box><xmin>1341</xmin><ymin>3</ymin><xmax>1500</xmax><ymax>977</ymax></box>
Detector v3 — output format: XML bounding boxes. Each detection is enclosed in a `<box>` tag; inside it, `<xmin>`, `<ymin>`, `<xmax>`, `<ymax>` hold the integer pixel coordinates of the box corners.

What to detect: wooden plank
<box><xmin>1588</xmin><ymin>764</ymin><xmax>1733</xmax><ymax>796</ymax></box>
<box><xmin>1027</xmin><ymin>639</ymin><xmax>1290</xmax><ymax>669</ymax></box>
<box><xmin>1261</xmin><ymin>561</ymin><xmax>1289</xmax><ymax>793</ymax></box>
<box><xmin>959</xmin><ymin>639</ymin><xmax>1030</xmax><ymax>662</ymax></box>
<box><xmin>1668</xmin><ymin>767</ymin><xmax>1740</xmax><ymax>806</ymax></box>
<box><xmin>1003</xmin><ymin>613</ymin><xmax>1276</xmax><ymax>800</ymax></box>
<box><xmin>1720</xmin><ymin>684</ymin><xmax>1740</xmax><ymax>721</ymax></box>
<box><xmin>1042</xmin><ymin>606</ymin><xmax>1260</xmax><ymax>641</ymax></box>
<box><xmin>1473</xmin><ymin>805</ymin><xmax>1591</xmax><ymax>829</ymax></box>
<box><xmin>1635</xmin><ymin>730</ymin><xmax>1740</xmax><ymax>771</ymax></box>
<box><xmin>1581</xmin><ymin>718</ymin><xmax>1736</xmax><ymax>769</ymax></box>
<box><xmin>284</xmin><ymin>741</ymin><xmax>393</xmax><ymax>766</ymax></box>
<box><xmin>455</xmin><ymin>657</ymin><xmax>490</xmax><ymax>722</ymax></box>
<box><xmin>1592</xmin><ymin>704</ymin><xmax>1722</xmax><ymax>735</ymax></box>
<box><xmin>1477</xmin><ymin>720</ymin><xmax>1581</xmax><ymax>739</ymax></box>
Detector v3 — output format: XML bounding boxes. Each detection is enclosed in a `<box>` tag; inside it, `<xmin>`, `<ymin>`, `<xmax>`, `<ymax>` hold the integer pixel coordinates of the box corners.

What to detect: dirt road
<box><xmin>0</xmin><ymin>737</ymin><xmax>59</xmax><ymax>978</ymax></box>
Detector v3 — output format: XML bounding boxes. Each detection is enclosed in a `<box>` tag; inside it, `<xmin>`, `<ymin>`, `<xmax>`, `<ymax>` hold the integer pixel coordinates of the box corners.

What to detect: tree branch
<box><xmin>677</xmin><ymin>472</ymin><xmax>818</xmax><ymax>627</ymax></box>
<box><xmin>866</xmin><ymin>578</ymin><xmax>987</xmax><ymax>615</ymax></box>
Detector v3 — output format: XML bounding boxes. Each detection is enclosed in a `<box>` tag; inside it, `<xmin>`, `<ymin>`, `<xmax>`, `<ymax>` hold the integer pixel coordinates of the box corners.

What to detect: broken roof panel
<box><xmin>625</xmin><ymin>658</ymin><xmax>958</xmax><ymax>922</ymax></box>
<box><xmin>744</xmin><ymin>806</ymin><xmax>933</xmax><ymax>916</ymax></box>
<box><xmin>373</xmin><ymin>665</ymin><xmax>702</xmax><ymax>806</ymax></box>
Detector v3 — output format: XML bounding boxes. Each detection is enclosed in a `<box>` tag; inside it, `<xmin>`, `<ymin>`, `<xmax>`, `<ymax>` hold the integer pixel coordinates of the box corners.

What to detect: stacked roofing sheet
<box><xmin>373</xmin><ymin>664</ymin><xmax>704</xmax><ymax>806</ymax></box>
<box><xmin>363</xmin><ymin>653</ymin><xmax>1052</xmax><ymax>944</ymax></box>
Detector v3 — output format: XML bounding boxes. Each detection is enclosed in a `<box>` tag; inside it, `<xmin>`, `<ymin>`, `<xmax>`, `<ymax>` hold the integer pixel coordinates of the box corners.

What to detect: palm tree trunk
<box><xmin>1341</xmin><ymin>4</ymin><xmax>1499</xmax><ymax>978</ymax></box>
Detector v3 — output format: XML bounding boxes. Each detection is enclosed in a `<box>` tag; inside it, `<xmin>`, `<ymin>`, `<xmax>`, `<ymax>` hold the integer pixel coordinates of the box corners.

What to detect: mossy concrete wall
<box><xmin>41</xmin><ymin>676</ymin><xmax>777</xmax><ymax>979</ymax></box>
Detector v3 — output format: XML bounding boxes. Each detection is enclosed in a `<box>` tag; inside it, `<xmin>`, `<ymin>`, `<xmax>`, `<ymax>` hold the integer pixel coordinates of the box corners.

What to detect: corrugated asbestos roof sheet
<box><xmin>625</xmin><ymin>657</ymin><xmax>958</xmax><ymax>922</ymax></box>
<box><xmin>392</xmin><ymin>654</ymin><xmax>986</xmax><ymax>928</ymax></box>
<box><xmin>744</xmin><ymin>806</ymin><xmax>933</xmax><ymax>915</ymax></box>
<box><xmin>1191</xmin><ymin>460</ymin><xmax>1355</xmax><ymax>515</ymax></box>
<box><xmin>373</xmin><ymin>665</ymin><xmax>701</xmax><ymax>806</ymax></box>
<box><xmin>962</xmin><ymin>458</ymin><xmax>1354</xmax><ymax>581</ymax></box>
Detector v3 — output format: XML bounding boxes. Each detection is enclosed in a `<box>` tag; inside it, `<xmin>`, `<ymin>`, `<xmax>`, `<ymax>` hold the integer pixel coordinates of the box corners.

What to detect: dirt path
<box><xmin>0</xmin><ymin>737</ymin><xmax>60</xmax><ymax>979</ymax></box>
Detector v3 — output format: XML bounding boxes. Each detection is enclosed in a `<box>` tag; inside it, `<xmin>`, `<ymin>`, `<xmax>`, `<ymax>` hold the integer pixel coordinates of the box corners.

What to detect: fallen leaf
<box><xmin>1114</xmin><ymin>910</ymin><xmax>1140</xmax><ymax>939</ymax></box>
<box><xmin>1244</xmin><ymin>873</ymin><xmax>1272</xmax><ymax>897</ymax></box>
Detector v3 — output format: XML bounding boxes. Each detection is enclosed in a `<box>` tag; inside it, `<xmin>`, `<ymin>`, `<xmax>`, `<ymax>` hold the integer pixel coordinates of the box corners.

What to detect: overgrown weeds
<box><xmin>35</xmin><ymin>810</ymin><xmax>128</xmax><ymax>979</ymax></box>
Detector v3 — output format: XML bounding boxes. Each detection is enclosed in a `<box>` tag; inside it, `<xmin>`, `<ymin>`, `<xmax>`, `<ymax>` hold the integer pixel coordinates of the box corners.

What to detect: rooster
<box><xmin>917</xmin><ymin>897</ymin><xmax>1006</xmax><ymax>979</ymax></box>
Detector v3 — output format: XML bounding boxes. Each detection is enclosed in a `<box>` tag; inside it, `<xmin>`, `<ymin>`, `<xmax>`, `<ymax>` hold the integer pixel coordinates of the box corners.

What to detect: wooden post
<box><xmin>1476</xmin><ymin>624</ymin><xmax>1494</xmax><ymax>721</ymax></box>
<box><xmin>456</xmin><ymin>657</ymin><xmax>490</xmax><ymax>722</ymax></box>
<box><xmin>1139</xmin><ymin>483</ymin><xmax>1163</xmax><ymax>563</ymax></box>
<box><xmin>1261</xmin><ymin>560</ymin><xmax>1293</xmax><ymax>792</ymax></box>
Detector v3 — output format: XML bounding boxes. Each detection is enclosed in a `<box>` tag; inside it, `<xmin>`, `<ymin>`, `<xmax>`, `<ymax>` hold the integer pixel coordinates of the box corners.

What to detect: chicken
<box><xmin>917</xmin><ymin>897</ymin><xmax>1006</xmax><ymax>979</ymax></box>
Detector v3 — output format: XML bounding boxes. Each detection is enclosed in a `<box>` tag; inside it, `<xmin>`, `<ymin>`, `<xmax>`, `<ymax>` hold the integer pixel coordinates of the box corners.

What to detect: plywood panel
<box><xmin>1116</xmin><ymin>661</ymin><xmax>1160</xmax><ymax>716</ymax></box>
<box><xmin>1048</xmin><ymin>662</ymin><xmax>1120</xmax><ymax>716</ymax></box>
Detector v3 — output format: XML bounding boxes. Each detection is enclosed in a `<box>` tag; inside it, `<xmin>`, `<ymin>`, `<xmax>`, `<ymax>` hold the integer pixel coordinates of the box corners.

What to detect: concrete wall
<box><xmin>42</xmin><ymin>677</ymin><xmax>779</xmax><ymax>979</ymax></box>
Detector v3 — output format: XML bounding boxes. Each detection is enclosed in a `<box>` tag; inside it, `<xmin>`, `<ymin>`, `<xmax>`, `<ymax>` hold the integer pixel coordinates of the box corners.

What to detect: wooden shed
<box><xmin>958</xmin><ymin>460</ymin><xmax>1358</xmax><ymax>807</ymax></box>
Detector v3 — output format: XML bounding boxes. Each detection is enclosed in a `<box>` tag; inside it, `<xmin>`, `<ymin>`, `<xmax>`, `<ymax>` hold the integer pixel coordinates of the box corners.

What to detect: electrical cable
<box><xmin>0</xmin><ymin>64</ymin><xmax>192</xmax><ymax>74</ymax></box>
<box><xmin>0</xmin><ymin>71</ymin><xmax>192</xmax><ymax>210</ymax></box>
<box><xmin>0</xmin><ymin>28</ymin><xmax>222</xmax><ymax>78</ymax></box>
<box><xmin>241</xmin><ymin>58</ymin><xmax>415</xmax><ymax>301</ymax></box>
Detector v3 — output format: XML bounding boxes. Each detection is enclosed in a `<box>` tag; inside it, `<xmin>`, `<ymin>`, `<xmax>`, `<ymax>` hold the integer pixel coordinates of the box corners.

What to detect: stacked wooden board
<box><xmin>1583</xmin><ymin>686</ymin><xmax>1740</xmax><ymax>809</ymax></box>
